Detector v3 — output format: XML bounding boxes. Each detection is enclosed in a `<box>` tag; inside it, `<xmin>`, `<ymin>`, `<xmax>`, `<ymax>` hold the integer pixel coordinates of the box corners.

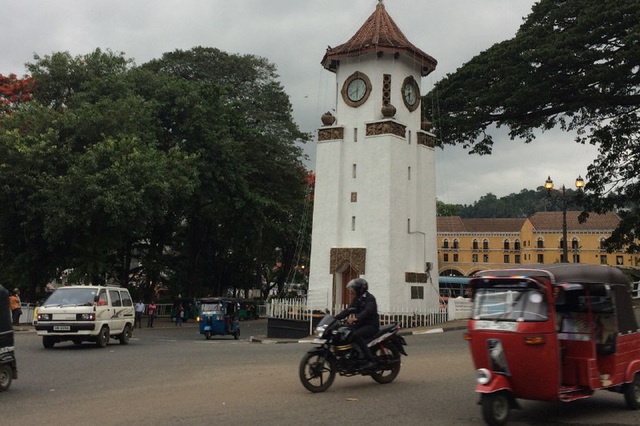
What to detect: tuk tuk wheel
<box><xmin>624</xmin><ymin>372</ymin><xmax>640</xmax><ymax>410</ymax></box>
<box><xmin>233</xmin><ymin>330</ymin><xmax>240</xmax><ymax>340</ymax></box>
<box><xmin>0</xmin><ymin>364</ymin><xmax>12</xmax><ymax>392</ymax></box>
<box><xmin>481</xmin><ymin>391</ymin><xmax>510</xmax><ymax>426</ymax></box>
<box><xmin>204</xmin><ymin>331</ymin><xmax>212</xmax><ymax>340</ymax></box>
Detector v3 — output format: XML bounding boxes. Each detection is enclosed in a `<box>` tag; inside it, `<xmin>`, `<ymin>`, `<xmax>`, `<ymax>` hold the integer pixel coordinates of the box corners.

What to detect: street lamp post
<box><xmin>544</xmin><ymin>175</ymin><xmax>585</xmax><ymax>263</ymax></box>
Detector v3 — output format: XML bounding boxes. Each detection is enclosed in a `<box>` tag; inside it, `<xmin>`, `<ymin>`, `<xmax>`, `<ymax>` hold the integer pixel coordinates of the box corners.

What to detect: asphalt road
<box><xmin>5</xmin><ymin>320</ymin><xmax>640</xmax><ymax>425</ymax></box>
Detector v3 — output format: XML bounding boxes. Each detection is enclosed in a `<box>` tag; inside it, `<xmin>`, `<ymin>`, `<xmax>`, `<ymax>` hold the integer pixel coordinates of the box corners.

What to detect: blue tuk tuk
<box><xmin>197</xmin><ymin>298</ymin><xmax>240</xmax><ymax>340</ymax></box>
<box><xmin>0</xmin><ymin>285</ymin><xmax>18</xmax><ymax>392</ymax></box>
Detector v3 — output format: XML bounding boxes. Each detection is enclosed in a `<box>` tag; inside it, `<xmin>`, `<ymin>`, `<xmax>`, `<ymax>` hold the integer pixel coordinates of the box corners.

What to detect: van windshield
<box><xmin>472</xmin><ymin>288</ymin><xmax>548</xmax><ymax>322</ymax></box>
<box><xmin>43</xmin><ymin>288</ymin><xmax>97</xmax><ymax>307</ymax></box>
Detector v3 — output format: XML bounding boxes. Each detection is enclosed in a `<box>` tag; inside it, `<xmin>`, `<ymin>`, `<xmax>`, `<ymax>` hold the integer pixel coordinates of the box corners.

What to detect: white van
<box><xmin>35</xmin><ymin>285</ymin><xmax>134</xmax><ymax>349</ymax></box>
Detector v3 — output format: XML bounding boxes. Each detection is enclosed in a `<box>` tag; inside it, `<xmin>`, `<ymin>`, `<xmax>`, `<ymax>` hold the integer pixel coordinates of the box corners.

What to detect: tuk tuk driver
<box><xmin>335</xmin><ymin>278</ymin><xmax>379</xmax><ymax>369</ymax></box>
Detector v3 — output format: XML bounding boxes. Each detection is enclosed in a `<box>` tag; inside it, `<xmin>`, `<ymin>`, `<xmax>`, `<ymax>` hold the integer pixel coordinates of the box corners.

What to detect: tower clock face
<box><xmin>348</xmin><ymin>78</ymin><xmax>367</xmax><ymax>102</ymax></box>
<box><xmin>402</xmin><ymin>76</ymin><xmax>420</xmax><ymax>111</ymax></box>
<box><xmin>341</xmin><ymin>72</ymin><xmax>371</xmax><ymax>107</ymax></box>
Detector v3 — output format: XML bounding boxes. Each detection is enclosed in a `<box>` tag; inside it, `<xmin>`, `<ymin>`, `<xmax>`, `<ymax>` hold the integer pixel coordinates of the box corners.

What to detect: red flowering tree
<box><xmin>0</xmin><ymin>73</ymin><xmax>35</xmax><ymax>114</ymax></box>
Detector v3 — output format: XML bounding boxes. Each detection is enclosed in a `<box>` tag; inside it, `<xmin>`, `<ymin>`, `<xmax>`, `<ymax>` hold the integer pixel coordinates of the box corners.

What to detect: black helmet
<box><xmin>346</xmin><ymin>278</ymin><xmax>368</xmax><ymax>297</ymax></box>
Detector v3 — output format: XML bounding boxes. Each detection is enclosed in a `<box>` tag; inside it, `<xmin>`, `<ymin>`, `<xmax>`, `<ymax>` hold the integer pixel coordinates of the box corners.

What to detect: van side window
<box><xmin>97</xmin><ymin>290</ymin><xmax>108</xmax><ymax>306</ymax></box>
<box><xmin>120</xmin><ymin>291</ymin><xmax>132</xmax><ymax>307</ymax></box>
<box><xmin>109</xmin><ymin>290</ymin><xmax>122</xmax><ymax>307</ymax></box>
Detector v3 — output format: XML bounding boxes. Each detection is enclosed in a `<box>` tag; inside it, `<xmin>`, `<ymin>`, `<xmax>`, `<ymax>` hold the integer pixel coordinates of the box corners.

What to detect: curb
<box><xmin>248</xmin><ymin>321</ymin><xmax>468</xmax><ymax>344</ymax></box>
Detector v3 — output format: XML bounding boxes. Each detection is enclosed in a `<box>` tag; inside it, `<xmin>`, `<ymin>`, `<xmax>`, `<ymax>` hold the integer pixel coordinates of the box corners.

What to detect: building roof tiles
<box><xmin>321</xmin><ymin>1</ymin><xmax>437</xmax><ymax>75</ymax></box>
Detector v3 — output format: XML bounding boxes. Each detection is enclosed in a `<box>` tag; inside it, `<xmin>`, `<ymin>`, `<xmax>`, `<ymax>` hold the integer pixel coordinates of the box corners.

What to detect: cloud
<box><xmin>1</xmin><ymin>0</ymin><xmax>596</xmax><ymax>205</ymax></box>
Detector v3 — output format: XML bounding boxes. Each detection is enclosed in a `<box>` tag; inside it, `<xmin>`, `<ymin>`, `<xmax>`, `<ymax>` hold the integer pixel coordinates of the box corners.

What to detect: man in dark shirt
<box><xmin>335</xmin><ymin>278</ymin><xmax>379</xmax><ymax>369</ymax></box>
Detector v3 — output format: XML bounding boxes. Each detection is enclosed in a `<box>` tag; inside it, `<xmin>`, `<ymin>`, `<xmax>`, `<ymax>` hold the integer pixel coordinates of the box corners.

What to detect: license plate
<box><xmin>53</xmin><ymin>325</ymin><xmax>71</xmax><ymax>331</ymax></box>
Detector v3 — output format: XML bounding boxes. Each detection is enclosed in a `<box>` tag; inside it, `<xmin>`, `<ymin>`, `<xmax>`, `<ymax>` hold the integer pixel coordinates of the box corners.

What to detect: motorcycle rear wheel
<box><xmin>299</xmin><ymin>352</ymin><xmax>336</xmax><ymax>393</ymax></box>
<box><xmin>370</xmin><ymin>344</ymin><xmax>401</xmax><ymax>384</ymax></box>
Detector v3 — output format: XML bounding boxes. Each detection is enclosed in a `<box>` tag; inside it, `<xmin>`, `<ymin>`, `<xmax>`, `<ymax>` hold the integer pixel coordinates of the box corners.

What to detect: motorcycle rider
<box><xmin>335</xmin><ymin>278</ymin><xmax>379</xmax><ymax>369</ymax></box>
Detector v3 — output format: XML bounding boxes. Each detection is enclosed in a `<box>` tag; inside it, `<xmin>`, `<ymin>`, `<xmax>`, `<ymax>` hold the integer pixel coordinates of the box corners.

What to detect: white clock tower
<box><xmin>308</xmin><ymin>1</ymin><xmax>440</xmax><ymax>313</ymax></box>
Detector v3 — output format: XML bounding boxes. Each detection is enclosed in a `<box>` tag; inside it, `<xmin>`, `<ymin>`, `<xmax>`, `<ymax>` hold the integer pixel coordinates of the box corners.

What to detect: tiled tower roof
<box><xmin>321</xmin><ymin>1</ymin><xmax>437</xmax><ymax>75</ymax></box>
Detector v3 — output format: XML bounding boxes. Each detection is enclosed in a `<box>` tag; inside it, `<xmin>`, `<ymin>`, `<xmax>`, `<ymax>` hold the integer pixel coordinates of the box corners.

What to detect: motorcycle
<box><xmin>298</xmin><ymin>314</ymin><xmax>408</xmax><ymax>392</ymax></box>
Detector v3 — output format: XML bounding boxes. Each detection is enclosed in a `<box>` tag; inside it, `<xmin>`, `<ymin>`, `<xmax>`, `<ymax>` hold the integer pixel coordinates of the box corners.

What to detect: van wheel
<box><xmin>481</xmin><ymin>391</ymin><xmax>510</xmax><ymax>426</ymax></box>
<box><xmin>624</xmin><ymin>372</ymin><xmax>640</xmax><ymax>410</ymax></box>
<box><xmin>43</xmin><ymin>336</ymin><xmax>55</xmax><ymax>349</ymax></box>
<box><xmin>0</xmin><ymin>364</ymin><xmax>12</xmax><ymax>392</ymax></box>
<box><xmin>96</xmin><ymin>326</ymin><xmax>109</xmax><ymax>348</ymax></box>
<box><xmin>119</xmin><ymin>325</ymin><xmax>132</xmax><ymax>345</ymax></box>
<box><xmin>204</xmin><ymin>331</ymin><xmax>212</xmax><ymax>340</ymax></box>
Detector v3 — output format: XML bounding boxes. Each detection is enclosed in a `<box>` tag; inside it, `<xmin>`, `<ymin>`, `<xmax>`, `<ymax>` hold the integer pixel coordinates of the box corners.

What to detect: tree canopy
<box><xmin>0</xmin><ymin>47</ymin><xmax>311</xmax><ymax>301</ymax></box>
<box><xmin>425</xmin><ymin>0</ymin><xmax>640</xmax><ymax>250</ymax></box>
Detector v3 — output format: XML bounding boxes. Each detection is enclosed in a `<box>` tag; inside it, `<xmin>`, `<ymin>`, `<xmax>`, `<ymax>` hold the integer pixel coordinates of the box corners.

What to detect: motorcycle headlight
<box><xmin>315</xmin><ymin>324</ymin><xmax>328</xmax><ymax>337</ymax></box>
<box><xmin>476</xmin><ymin>368</ymin><xmax>492</xmax><ymax>385</ymax></box>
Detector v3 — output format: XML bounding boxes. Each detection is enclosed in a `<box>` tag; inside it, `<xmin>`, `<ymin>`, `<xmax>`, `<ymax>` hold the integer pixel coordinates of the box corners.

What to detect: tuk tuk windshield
<box><xmin>472</xmin><ymin>287</ymin><xmax>548</xmax><ymax>322</ymax></box>
<box><xmin>200</xmin><ymin>303</ymin><xmax>223</xmax><ymax>313</ymax></box>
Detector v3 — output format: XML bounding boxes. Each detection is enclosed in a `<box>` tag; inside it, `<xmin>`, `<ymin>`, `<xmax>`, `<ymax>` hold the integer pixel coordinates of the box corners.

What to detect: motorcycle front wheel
<box><xmin>370</xmin><ymin>344</ymin><xmax>401</xmax><ymax>384</ymax></box>
<box><xmin>299</xmin><ymin>351</ymin><xmax>336</xmax><ymax>393</ymax></box>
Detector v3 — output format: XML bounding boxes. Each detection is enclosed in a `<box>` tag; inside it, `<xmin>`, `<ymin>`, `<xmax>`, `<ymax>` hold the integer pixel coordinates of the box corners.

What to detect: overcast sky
<box><xmin>1</xmin><ymin>0</ymin><xmax>599</xmax><ymax>205</ymax></box>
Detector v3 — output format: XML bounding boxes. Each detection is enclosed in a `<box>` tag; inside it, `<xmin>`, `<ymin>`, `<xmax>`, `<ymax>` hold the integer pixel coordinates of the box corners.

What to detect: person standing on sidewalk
<box><xmin>9</xmin><ymin>288</ymin><xmax>21</xmax><ymax>325</ymax></box>
<box><xmin>146</xmin><ymin>301</ymin><xmax>157</xmax><ymax>328</ymax></box>
<box><xmin>134</xmin><ymin>300</ymin><xmax>145</xmax><ymax>328</ymax></box>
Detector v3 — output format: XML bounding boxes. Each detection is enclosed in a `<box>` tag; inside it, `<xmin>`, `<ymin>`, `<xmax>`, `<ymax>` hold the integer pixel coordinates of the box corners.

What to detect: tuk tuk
<box><xmin>0</xmin><ymin>285</ymin><xmax>18</xmax><ymax>392</ymax></box>
<box><xmin>197</xmin><ymin>298</ymin><xmax>240</xmax><ymax>340</ymax></box>
<box><xmin>466</xmin><ymin>264</ymin><xmax>640</xmax><ymax>425</ymax></box>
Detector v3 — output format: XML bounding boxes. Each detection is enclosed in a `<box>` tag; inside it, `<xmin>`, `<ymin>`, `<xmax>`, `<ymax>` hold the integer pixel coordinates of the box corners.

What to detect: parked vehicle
<box><xmin>0</xmin><ymin>285</ymin><xmax>17</xmax><ymax>391</ymax></box>
<box><xmin>466</xmin><ymin>264</ymin><xmax>640</xmax><ymax>425</ymax></box>
<box><xmin>35</xmin><ymin>285</ymin><xmax>134</xmax><ymax>348</ymax></box>
<box><xmin>299</xmin><ymin>313</ymin><xmax>407</xmax><ymax>392</ymax></box>
<box><xmin>197</xmin><ymin>298</ymin><xmax>240</xmax><ymax>340</ymax></box>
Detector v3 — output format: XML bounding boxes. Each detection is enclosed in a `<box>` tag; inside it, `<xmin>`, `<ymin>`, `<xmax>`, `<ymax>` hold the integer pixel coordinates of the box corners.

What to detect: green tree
<box><xmin>425</xmin><ymin>0</ymin><xmax>640</xmax><ymax>247</ymax></box>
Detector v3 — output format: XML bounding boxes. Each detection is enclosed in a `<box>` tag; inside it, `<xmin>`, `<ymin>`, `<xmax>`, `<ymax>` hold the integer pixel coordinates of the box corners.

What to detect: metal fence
<box><xmin>266</xmin><ymin>298</ymin><xmax>449</xmax><ymax>329</ymax></box>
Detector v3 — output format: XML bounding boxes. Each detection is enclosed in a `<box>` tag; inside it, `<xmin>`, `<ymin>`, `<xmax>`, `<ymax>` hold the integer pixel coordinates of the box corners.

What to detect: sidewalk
<box><xmin>247</xmin><ymin>319</ymin><xmax>469</xmax><ymax>344</ymax></box>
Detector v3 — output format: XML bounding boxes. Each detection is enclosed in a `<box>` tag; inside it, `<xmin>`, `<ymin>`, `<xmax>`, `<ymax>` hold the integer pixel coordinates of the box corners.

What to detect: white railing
<box><xmin>266</xmin><ymin>298</ymin><xmax>449</xmax><ymax>329</ymax></box>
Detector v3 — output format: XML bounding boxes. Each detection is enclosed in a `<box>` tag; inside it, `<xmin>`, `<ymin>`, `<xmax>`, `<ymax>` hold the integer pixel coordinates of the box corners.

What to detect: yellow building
<box><xmin>437</xmin><ymin>211</ymin><xmax>638</xmax><ymax>276</ymax></box>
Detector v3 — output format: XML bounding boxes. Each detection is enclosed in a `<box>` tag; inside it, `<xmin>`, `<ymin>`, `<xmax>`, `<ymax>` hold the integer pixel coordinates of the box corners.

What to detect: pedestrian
<box><xmin>176</xmin><ymin>303</ymin><xmax>184</xmax><ymax>327</ymax></box>
<box><xmin>9</xmin><ymin>288</ymin><xmax>22</xmax><ymax>326</ymax></box>
<box><xmin>134</xmin><ymin>300</ymin><xmax>145</xmax><ymax>328</ymax></box>
<box><xmin>147</xmin><ymin>300</ymin><xmax>157</xmax><ymax>328</ymax></box>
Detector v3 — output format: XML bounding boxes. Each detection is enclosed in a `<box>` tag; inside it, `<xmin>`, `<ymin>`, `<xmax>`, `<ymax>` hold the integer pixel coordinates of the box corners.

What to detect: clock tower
<box><xmin>308</xmin><ymin>1</ymin><xmax>440</xmax><ymax>313</ymax></box>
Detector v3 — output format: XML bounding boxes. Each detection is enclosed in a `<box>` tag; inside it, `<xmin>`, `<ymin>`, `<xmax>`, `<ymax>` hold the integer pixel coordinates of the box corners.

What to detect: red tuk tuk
<box><xmin>466</xmin><ymin>264</ymin><xmax>640</xmax><ymax>425</ymax></box>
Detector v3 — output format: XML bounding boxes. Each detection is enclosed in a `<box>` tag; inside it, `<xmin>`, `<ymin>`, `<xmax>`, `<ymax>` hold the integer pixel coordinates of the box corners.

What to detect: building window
<box><xmin>483</xmin><ymin>239</ymin><xmax>489</xmax><ymax>250</ymax></box>
<box><xmin>560</xmin><ymin>238</ymin><xmax>565</xmax><ymax>249</ymax></box>
<box><xmin>408</xmin><ymin>130</ymin><xmax>412</xmax><ymax>144</ymax></box>
<box><xmin>572</xmin><ymin>238</ymin><xmax>579</xmax><ymax>249</ymax></box>
<box><xmin>411</xmin><ymin>286</ymin><xmax>424</xmax><ymax>299</ymax></box>
<box><xmin>453</xmin><ymin>239</ymin><xmax>459</xmax><ymax>249</ymax></box>
<box><xmin>408</xmin><ymin>166</ymin><xmax>411</xmax><ymax>180</ymax></box>
<box><xmin>616</xmin><ymin>255</ymin><xmax>624</xmax><ymax>265</ymax></box>
<box><xmin>514</xmin><ymin>240</ymin><xmax>521</xmax><ymax>250</ymax></box>
<box><xmin>453</xmin><ymin>254</ymin><xmax>459</xmax><ymax>262</ymax></box>
<box><xmin>573</xmin><ymin>254</ymin><xmax>580</xmax><ymax>263</ymax></box>
<box><xmin>351</xmin><ymin>216</ymin><xmax>356</xmax><ymax>231</ymax></box>
<box><xmin>472</xmin><ymin>254</ymin><xmax>478</xmax><ymax>263</ymax></box>
<box><xmin>537</xmin><ymin>238</ymin><xmax>544</xmax><ymax>249</ymax></box>
<box><xmin>600</xmin><ymin>255</ymin><xmax>608</xmax><ymax>265</ymax></box>
<box><xmin>600</xmin><ymin>238</ymin><xmax>607</xmax><ymax>250</ymax></box>
<box><xmin>354</xmin><ymin>127</ymin><xmax>358</xmax><ymax>142</ymax></box>
<box><xmin>352</xmin><ymin>164</ymin><xmax>357</xmax><ymax>178</ymax></box>
<box><xmin>483</xmin><ymin>254</ymin><xmax>489</xmax><ymax>262</ymax></box>
<box><xmin>537</xmin><ymin>253</ymin><xmax>544</xmax><ymax>263</ymax></box>
<box><xmin>503</xmin><ymin>240</ymin><xmax>510</xmax><ymax>250</ymax></box>
<box><xmin>472</xmin><ymin>239</ymin><xmax>479</xmax><ymax>250</ymax></box>
<box><xmin>350</xmin><ymin>192</ymin><xmax>357</xmax><ymax>202</ymax></box>
<box><xmin>504</xmin><ymin>254</ymin><xmax>510</xmax><ymax>263</ymax></box>
<box><xmin>514</xmin><ymin>255</ymin><xmax>521</xmax><ymax>264</ymax></box>
<box><xmin>443</xmin><ymin>254</ymin><xmax>449</xmax><ymax>262</ymax></box>
<box><xmin>443</xmin><ymin>239</ymin><xmax>449</xmax><ymax>249</ymax></box>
